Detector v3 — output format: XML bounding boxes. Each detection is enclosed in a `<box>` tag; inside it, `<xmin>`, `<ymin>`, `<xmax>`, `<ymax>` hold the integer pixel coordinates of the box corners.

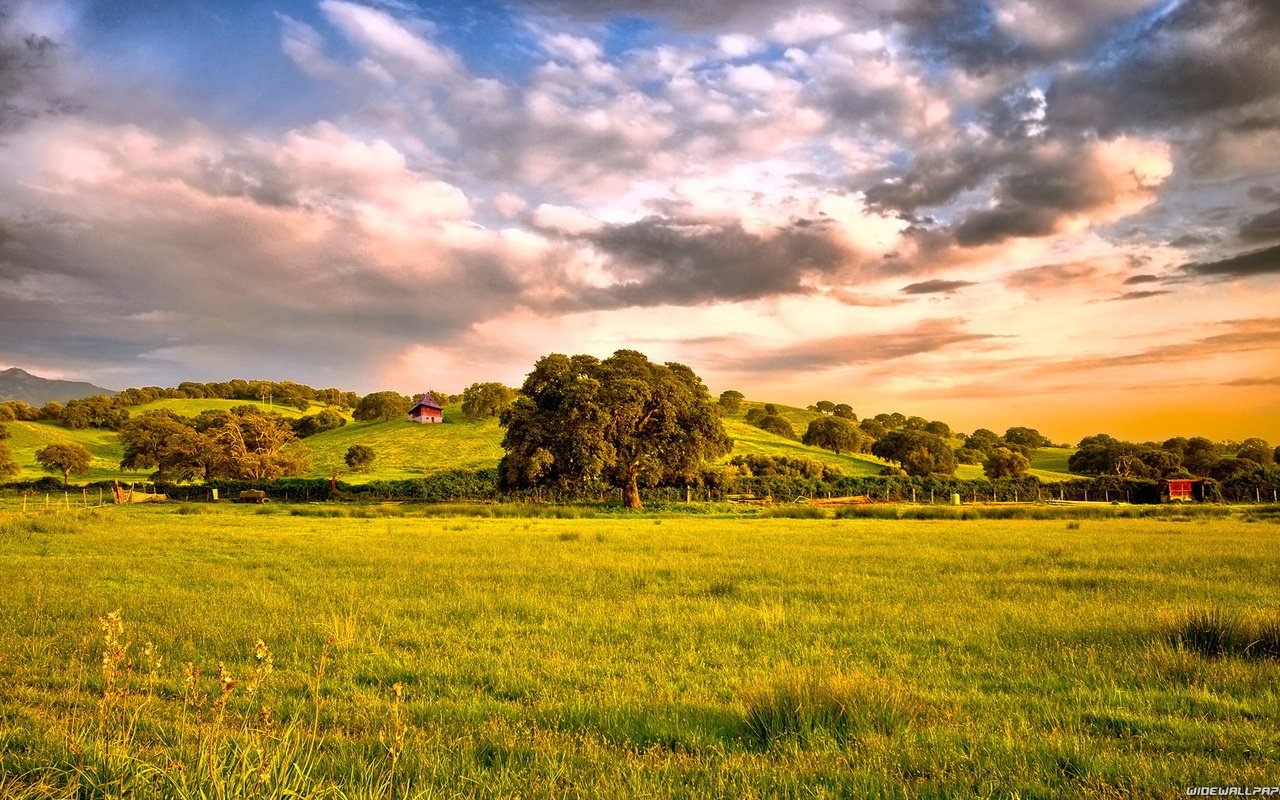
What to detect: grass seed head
<box><xmin>217</xmin><ymin>661</ymin><xmax>237</xmax><ymax>695</ymax></box>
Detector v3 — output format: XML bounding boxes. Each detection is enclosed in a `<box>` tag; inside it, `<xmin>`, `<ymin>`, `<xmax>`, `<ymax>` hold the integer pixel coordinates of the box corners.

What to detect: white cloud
<box><xmin>319</xmin><ymin>0</ymin><xmax>460</xmax><ymax>79</ymax></box>
<box><xmin>770</xmin><ymin>10</ymin><xmax>845</xmax><ymax>45</ymax></box>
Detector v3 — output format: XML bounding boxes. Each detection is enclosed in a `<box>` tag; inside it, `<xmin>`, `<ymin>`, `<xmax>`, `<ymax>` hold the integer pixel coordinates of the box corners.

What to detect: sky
<box><xmin>0</xmin><ymin>0</ymin><xmax>1277</xmax><ymax>444</ymax></box>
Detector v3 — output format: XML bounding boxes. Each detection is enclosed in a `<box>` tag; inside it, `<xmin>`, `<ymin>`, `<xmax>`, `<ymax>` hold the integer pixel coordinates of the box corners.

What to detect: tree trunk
<box><xmin>622</xmin><ymin>470</ymin><xmax>642</xmax><ymax>509</ymax></box>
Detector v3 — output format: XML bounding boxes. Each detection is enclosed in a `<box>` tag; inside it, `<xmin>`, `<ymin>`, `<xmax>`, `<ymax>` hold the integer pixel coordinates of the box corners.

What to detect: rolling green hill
<box><xmin>4</xmin><ymin>420</ymin><xmax>140</xmax><ymax>483</ymax></box>
<box><xmin>719</xmin><ymin>402</ymin><xmax>890</xmax><ymax>477</ymax></box>
<box><xmin>4</xmin><ymin>399</ymin><xmax>317</xmax><ymax>483</ymax></box>
<box><xmin>303</xmin><ymin>415</ymin><xmax>505</xmax><ymax>480</ymax></box>
<box><xmin>3</xmin><ymin>395</ymin><xmax>1084</xmax><ymax>486</ymax></box>
<box><xmin>125</xmin><ymin>398</ymin><xmax>316</xmax><ymax>419</ymax></box>
<box><xmin>1029</xmin><ymin>446</ymin><xmax>1077</xmax><ymax>478</ymax></box>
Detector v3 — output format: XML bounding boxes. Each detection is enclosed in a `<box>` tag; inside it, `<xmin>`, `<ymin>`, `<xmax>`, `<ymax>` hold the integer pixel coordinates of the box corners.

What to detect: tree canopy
<box><xmin>870</xmin><ymin>430</ymin><xmax>957</xmax><ymax>477</ymax></box>
<box><xmin>353</xmin><ymin>391</ymin><xmax>413</xmax><ymax>422</ymax></box>
<box><xmin>460</xmin><ymin>382</ymin><xmax>517</xmax><ymax>419</ymax></box>
<box><xmin>344</xmin><ymin>444</ymin><xmax>376</xmax><ymax>472</ymax></box>
<box><xmin>118</xmin><ymin>407</ymin><xmax>309</xmax><ymax>482</ymax></box>
<box><xmin>36</xmin><ymin>442</ymin><xmax>93</xmax><ymax>485</ymax></box>
<box><xmin>983</xmin><ymin>447</ymin><xmax>1030</xmax><ymax>479</ymax></box>
<box><xmin>0</xmin><ymin>439</ymin><xmax>18</xmax><ymax>481</ymax></box>
<box><xmin>717</xmin><ymin>390</ymin><xmax>745</xmax><ymax>414</ymax></box>
<box><xmin>802</xmin><ymin>416</ymin><xmax>870</xmax><ymax>456</ymax></box>
<box><xmin>499</xmin><ymin>350</ymin><xmax>732</xmax><ymax>508</ymax></box>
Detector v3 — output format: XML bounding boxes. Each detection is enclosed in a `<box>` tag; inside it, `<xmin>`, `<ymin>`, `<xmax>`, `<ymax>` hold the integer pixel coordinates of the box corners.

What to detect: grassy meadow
<box><xmin>305</xmin><ymin>416</ymin><xmax>506</xmax><ymax>481</ymax></box>
<box><xmin>1</xmin><ymin>503</ymin><xmax>1277</xmax><ymax>798</ymax></box>
<box><xmin>3</xmin><ymin>396</ymin><xmax>1080</xmax><ymax>485</ymax></box>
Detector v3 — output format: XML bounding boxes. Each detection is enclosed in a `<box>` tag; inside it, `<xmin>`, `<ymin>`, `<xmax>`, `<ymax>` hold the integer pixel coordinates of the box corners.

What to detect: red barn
<box><xmin>408</xmin><ymin>393</ymin><xmax>443</xmax><ymax>424</ymax></box>
<box><xmin>1159</xmin><ymin>478</ymin><xmax>1211</xmax><ymax>502</ymax></box>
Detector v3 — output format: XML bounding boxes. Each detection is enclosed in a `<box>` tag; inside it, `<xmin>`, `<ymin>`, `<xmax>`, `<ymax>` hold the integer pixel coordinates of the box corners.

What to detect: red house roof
<box><xmin>410</xmin><ymin>393</ymin><xmax>442</xmax><ymax>412</ymax></box>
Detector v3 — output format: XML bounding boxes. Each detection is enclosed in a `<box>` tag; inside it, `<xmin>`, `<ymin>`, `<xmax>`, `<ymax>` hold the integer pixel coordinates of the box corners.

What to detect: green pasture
<box><xmin>1030</xmin><ymin>447</ymin><xmax>1078</xmax><ymax>479</ymax></box>
<box><xmin>303</xmin><ymin>416</ymin><xmax>506</xmax><ymax>480</ymax></box>
<box><xmin>1</xmin><ymin>506</ymin><xmax>1276</xmax><ymax>798</ymax></box>
<box><xmin>719</xmin><ymin>416</ymin><xmax>888</xmax><ymax>476</ymax></box>
<box><xmin>125</xmin><ymin>398</ymin><xmax>317</xmax><ymax>419</ymax></box>
<box><xmin>2</xmin><ymin>421</ymin><xmax>141</xmax><ymax>483</ymax></box>
<box><xmin>0</xmin><ymin>397</ymin><xmax>1128</xmax><ymax>486</ymax></box>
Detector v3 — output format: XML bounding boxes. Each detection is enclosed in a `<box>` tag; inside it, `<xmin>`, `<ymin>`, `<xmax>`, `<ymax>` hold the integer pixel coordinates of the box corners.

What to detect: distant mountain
<box><xmin>0</xmin><ymin>367</ymin><xmax>117</xmax><ymax>406</ymax></box>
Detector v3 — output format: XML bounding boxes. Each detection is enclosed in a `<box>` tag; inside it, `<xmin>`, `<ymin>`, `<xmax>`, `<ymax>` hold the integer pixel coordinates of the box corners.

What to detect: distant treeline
<box><xmin>0</xmin><ymin>380</ymin><xmax>362</xmax><ymax>431</ymax></box>
<box><xmin>8</xmin><ymin>465</ymin><xmax>1277</xmax><ymax>505</ymax></box>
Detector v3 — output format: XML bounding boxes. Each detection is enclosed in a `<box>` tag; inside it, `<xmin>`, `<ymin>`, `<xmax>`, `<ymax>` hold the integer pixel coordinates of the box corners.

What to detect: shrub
<box><xmin>756</xmin><ymin>415</ymin><xmax>795</xmax><ymax>439</ymax></box>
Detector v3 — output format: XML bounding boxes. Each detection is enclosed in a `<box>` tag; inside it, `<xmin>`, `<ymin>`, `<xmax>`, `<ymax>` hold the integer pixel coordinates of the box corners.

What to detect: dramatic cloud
<box><xmin>571</xmin><ymin>217</ymin><xmax>853</xmax><ymax>308</ymax></box>
<box><xmin>1107</xmin><ymin>290</ymin><xmax>1172</xmax><ymax>302</ymax></box>
<box><xmin>899</xmin><ymin>279</ymin><xmax>975</xmax><ymax>295</ymax></box>
<box><xmin>1238</xmin><ymin>207</ymin><xmax>1280</xmax><ymax>243</ymax></box>
<box><xmin>1122</xmin><ymin>274</ymin><xmax>1162</xmax><ymax>285</ymax></box>
<box><xmin>712</xmin><ymin>318</ymin><xmax>999</xmax><ymax>375</ymax></box>
<box><xmin>0</xmin><ymin>0</ymin><xmax>1276</xmax><ymax>439</ymax></box>
<box><xmin>1180</xmin><ymin>244</ymin><xmax>1280</xmax><ymax>281</ymax></box>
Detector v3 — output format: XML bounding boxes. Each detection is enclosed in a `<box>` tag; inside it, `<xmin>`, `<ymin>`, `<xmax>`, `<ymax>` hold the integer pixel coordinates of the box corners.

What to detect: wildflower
<box><xmin>253</xmin><ymin>639</ymin><xmax>273</xmax><ymax>673</ymax></box>
<box><xmin>217</xmin><ymin>661</ymin><xmax>237</xmax><ymax>695</ymax></box>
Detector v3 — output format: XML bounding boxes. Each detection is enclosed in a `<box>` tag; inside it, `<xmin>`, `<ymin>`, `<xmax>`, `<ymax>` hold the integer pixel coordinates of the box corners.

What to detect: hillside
<box><xmin>125</xmin><ymin>398</ymin><xmax>315</xmax><ymax>419</ymax></box>
<box><xmin>4</xmin><ymin>420</ymin><xmax>139</xmax><ymax>484</ymax></box>
<box><xmin>3</xmin><ymin>398</ymin><xmax>304</xmax><ymax>483</ymax></box>
<box><xmin>0</xmin><ymin>368</ymin><xmax>115</xmax><ymax>406</ymax></box>
<box><xmin>304</xmin><ymin>415</ymin><xmax>505</xmax><ymax>480</ymax></box>
<box><xmin>2</xmin><ymin>394</ymin><xmax>1083</xmax><ymax>486</ymax></box>
<box><xmin>718</xmin><ymin>402</ymin><xmax>891</xmax><ymax>476</ymax></box>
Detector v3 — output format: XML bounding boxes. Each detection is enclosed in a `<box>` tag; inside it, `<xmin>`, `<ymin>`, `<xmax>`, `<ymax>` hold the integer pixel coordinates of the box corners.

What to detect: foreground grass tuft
<box><xmin>1166</xmin><ymin>607</ymin><xmax>1280</xmax><ymax>661</ymax></box>
<box><xmin>741</xmin><ymin>670</ymin><xmax>918</xmax><ymax>747</ymax></box>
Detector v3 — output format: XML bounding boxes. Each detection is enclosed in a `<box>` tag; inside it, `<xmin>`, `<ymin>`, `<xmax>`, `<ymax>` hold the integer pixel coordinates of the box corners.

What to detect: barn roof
<box><xmin>410</xmin><ymin>393</ymin><xmax>442</xmax><ymax>412</ymax></box>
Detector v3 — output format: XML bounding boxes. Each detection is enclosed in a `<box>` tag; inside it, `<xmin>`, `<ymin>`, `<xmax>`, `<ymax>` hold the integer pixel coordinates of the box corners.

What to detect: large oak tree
<box><xmin>499</xmin><ymin>350</ymin><xmax>732</xmax><ymax>509</ymax></box>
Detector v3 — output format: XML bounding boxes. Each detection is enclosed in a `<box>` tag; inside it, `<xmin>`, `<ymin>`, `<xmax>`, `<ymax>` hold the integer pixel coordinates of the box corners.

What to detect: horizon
<box><xmin>1</xmin><ymin>1</ymin><xmax>1278</xmax><ymax>444</ymax></box>
<box><xmin>2</xmin><ymin>362</ymin><xmax>1272</xmax><ymax>447</ymax></box>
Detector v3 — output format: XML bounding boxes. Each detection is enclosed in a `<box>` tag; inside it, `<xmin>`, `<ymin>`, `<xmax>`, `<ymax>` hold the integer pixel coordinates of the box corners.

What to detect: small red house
<box><xmin>1160</xmin><ymin>478</ymin><xmax>1211</xmax><ymax>502</ymax></box>
<box><xmin>408</xmin><ymin>393</ymin><xmax>443</xmax><ymax>424</ymax></box>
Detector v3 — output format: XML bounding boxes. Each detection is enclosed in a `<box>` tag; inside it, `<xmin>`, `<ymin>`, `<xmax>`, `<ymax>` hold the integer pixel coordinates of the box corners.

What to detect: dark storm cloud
<box><xmin>1046</xmin><ymin>0</ymin><xmax>1280</xmax><ymax>134</ymax></box>
<box><xmin>863</xmin><ymin>148</ymin><xmax>1001</xmax><ymax>215</ymax></box>
<box><xmin>1238</xmin><ymin>207</ymin><xmax>1280</xmax><ymax>243</ymax></box>
<box><xmin>710</xmin><ymin>318</ymin><xmax>998</xmax><ymax>375</ymax></box>
<box><xmin>1107</xmin><ymin>290</ymin><xmax>1172</xmax><ymax>302</ymax></box>
<box><xmin>899</xmin><ymin>279</ymin><xmax>975</xmax><ymax>295</ymax></box>
<box><xmin>0</xmin><ymin>9</ymin><xmax>72</xmax><ymax>131</ymax></box>
<box><xmin>1179</xmin><ymin>243</ymin><xmax>1280</xmax><ymax>280</ymax></box>
<box><xmin>1122</xmin><ymin>274</ymin><xmax>1161</xmax><ymax>285</ymax></box>
<box><xmin>890</xmin><ymin>0</ymin><xmax>1026</xmax><ymax>72</ymax></box>
<box><xmin>953</xmin><ymin>205</ymin><xmax>1058</xmax><ymax>247</ymax></box>
<box><xmin>1168</xmin><ymin>234</ymin><xmax>1214</xmax><ymax>249</ymax></box>
<box><xmin>1247</xmin><ymin>186</ymin><xmax>1280</xmax><ymax>203</ymax></box>
<box><xmin>567</xmin><ymin>217</ymin><xmax>853</xmax><ymax>309</ymax></box>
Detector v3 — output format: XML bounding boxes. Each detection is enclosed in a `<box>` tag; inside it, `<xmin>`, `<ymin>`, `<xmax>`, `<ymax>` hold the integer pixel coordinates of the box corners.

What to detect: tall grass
<box><xmin>1166</xmin><ymin>607</ymin><xmax>1280</xmax><ymax>661</ymax></box>
<box><xmin>1</xmin><ymin>506</ymin><xmax>1277</xmax><ymax>797</ymax></box>
<box><xmin>741</xmin><ymin>670</ymin><xmax>919</xmax><ymax>746</ymax></box>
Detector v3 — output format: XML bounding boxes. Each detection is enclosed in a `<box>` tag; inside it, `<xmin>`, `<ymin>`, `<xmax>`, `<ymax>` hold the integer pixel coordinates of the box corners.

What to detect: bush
<box><xmin>756</xmin><ymin>415</ymin><xmax>795</xmax><ymax>439</ymax></box>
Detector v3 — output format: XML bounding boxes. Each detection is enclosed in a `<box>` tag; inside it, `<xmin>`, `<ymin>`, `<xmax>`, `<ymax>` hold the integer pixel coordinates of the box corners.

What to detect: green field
<box><xmin>305</xmin><ymin>416</ymin><xmax>506</xmax><ymax>480</ymax></box>
<box><xmin>3</xmin><ymin>421</ymin><xmax>140</xmax><ymax>483</ymax></box>
<box><xmin>0</xmin><ymin>397</ymin><xmax>1088</xmax><ymax>485</ymax></box>
<box><xmin>1</xmin><ymin>506</ymin><xmax>1276</xmax><ymax>798</ymax></box>
<box><xmin>124</xmin><ymin>398</ymin><xmax>317</xmax><ymax>419</ymax></box>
